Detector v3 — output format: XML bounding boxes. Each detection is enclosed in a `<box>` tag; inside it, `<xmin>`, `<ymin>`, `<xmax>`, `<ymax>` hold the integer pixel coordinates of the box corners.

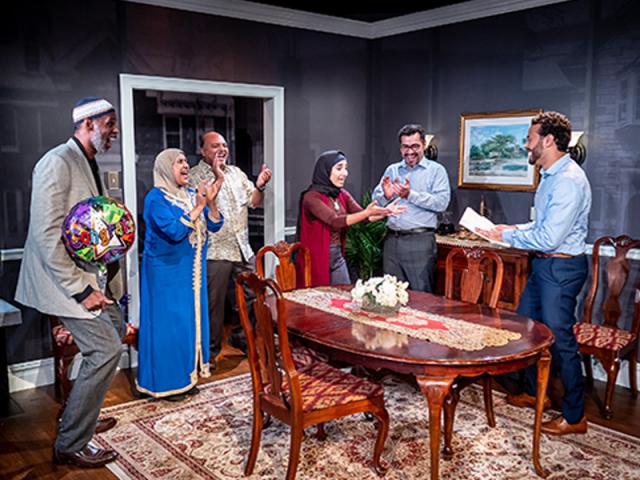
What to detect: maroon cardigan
<box><xmin>297</xmin><ymin>190</ymin><xmax>362</xmax><ymax>287</ymax></box>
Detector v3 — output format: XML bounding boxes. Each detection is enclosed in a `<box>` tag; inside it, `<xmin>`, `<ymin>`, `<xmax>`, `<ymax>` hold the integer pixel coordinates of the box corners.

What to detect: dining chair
<box><xmin>443</xmin><ymin>246</ymin><xmax>505</xmax><ymax>451</ymax></box>
<box><xmin>445</xmin><ymin>246</ymin><xmax>504</xmax><ymax>310</ymax></box>
<box><xmin>574</xmin><ymin>235</ymin><xmax>640</xmax><ymax>419</ymax></box>
<box><xmin>256</xmin><ymin>240</ymin><xmax>311</xmax><ymax>291</ymax></box>
<box><xmin>235</xmin><ymin>272</ymin><xmax>389</xmax><ymax>479</ymax></box>
<box><xmin>47</xmin><ymin>315</ymin><xmax>139</xmax><ymax>405</ymax></box>
<box><xmin>256</xmin><ymin>241</ymin><xmax>328</xmax><ymax>367</ymax></box>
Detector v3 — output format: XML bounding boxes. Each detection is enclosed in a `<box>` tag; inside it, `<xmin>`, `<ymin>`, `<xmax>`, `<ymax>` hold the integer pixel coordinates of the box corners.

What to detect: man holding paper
<box><xmin>373</xmin><ymin>124</ymin><xmax>450</xmax><ymax>292</ymax></box>
<box><xmin>478</xmin><ymin>111</ymin><xmax>591</xmax><ymax>436</ymax></box>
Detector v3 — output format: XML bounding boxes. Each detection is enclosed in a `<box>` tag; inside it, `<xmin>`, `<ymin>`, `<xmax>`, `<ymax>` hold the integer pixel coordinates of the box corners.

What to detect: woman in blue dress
<box><xmin>137</xmin><ymin>148</ymin><xmax>224</xmax><ymax>400</ymax></box>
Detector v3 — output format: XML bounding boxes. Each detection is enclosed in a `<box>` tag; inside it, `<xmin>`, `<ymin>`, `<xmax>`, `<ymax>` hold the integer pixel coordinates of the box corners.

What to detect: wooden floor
<box><xmin>1</xmin><ymin>351</ymin><xmax>638</xmax><ymax>480</ymax></box>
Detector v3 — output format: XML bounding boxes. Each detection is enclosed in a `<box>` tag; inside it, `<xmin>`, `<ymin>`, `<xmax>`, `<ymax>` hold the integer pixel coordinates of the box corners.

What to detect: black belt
<box><xmin>388</xmin><ymin>227</ymin><xmax>435</xmax><ymax>236</ymax></box>
<box><xmin>534</xmin><ymin>252</ymin><xmax>583</xmax><ymax>259</ymax></box>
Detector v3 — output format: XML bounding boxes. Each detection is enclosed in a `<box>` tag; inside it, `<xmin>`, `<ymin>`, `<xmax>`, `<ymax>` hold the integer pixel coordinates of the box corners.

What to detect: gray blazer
<box><xmin>16</xmin><ymin>138</ymin><xmax>123</xmax><ymax>319</ymax></box>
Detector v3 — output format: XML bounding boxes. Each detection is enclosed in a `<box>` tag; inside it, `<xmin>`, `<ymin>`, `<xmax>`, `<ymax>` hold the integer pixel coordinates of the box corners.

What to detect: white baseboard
<box><xmin>8</xmin><ymin>347</ymin><xmax>138</xmax><ymax>393</ymax></box>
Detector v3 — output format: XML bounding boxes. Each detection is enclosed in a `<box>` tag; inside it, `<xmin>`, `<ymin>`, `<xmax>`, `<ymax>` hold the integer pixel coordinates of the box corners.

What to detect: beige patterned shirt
<box><xmin>189</xmin><ymin>160</ymin><xmax>256</xmax><ymax>262</ymax></box>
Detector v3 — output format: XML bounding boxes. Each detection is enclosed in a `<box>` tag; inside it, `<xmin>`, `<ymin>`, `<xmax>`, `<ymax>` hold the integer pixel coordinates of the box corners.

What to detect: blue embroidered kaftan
<box><xmin>137</xmin><ymin>187</ymin><xmax>223</xmax><ymax>397</ymax></box>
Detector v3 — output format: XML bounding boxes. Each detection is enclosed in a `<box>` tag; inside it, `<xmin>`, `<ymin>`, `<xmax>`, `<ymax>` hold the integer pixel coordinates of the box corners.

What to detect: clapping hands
<box><xmin>195</xmin><ymin>165</ymin><xmax>224</xmax><ymax>213</ymax></box>
<box><xmin>365</xmin><ymin>198</ymin><xmax>407</xmax><ymax>222</ymax></box>
<box><xmin>382</xmin><ymin>176</ymin><xmax>411</xmax><ymax>199</ymax></box>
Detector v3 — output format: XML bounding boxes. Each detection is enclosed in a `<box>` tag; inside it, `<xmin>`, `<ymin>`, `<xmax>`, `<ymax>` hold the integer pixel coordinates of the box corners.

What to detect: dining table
<box><xmin>279</xmin><ymin>286</ymin><xmax>554</xmax><ymax>480</ymax></box>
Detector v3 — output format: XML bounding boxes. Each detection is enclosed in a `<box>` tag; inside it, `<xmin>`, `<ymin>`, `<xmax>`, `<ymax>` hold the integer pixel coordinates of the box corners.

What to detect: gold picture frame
<box><xmin>458</xmin><ymin>109</ymin><xmax>541</xmax><ymax>191</ymax></box>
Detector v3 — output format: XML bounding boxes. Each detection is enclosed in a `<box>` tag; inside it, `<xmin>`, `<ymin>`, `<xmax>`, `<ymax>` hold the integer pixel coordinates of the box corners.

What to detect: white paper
<box><xmin>458</xmin><ymin>207</ymin><xmax>510</xmax><ymax>247</ymax></box>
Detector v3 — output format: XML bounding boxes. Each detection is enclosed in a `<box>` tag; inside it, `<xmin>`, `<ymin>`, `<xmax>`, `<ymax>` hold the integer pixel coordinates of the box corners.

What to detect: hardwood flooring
<box><xmin>1</xmin><ymin>350</ymin><xmax>638</xmax><ymax>480</ymax></box>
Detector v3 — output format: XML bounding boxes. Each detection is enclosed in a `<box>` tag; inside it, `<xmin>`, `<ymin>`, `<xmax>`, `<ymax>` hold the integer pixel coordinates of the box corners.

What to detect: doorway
<box><xmin>119</xmin><ymin>74</ymin><xmax>285</xmax><ymax>324</ymax></box>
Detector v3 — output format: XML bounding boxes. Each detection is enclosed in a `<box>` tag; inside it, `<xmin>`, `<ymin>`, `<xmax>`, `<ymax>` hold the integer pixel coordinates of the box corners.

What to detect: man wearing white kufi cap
<box><xmin>16</xmin><ymin>96</ymin><xmax>123</xmax><ymax>468</ymax></box>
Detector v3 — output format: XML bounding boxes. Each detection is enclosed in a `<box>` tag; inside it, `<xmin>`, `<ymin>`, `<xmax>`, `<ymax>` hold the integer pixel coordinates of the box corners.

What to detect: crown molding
<box><xmin>126</xmin><ymin>0</ymin><xmax>571</xmax><ymax>39</ymax></box>
<box><xmin>126</xmin><ymin>0</ymin><xmax>372</xmax><ymax>38</ymax></box>
<box><xmin>371</xmin><ymin>0</ymin><xmax>571</xmax><ymax>38</ymax></box>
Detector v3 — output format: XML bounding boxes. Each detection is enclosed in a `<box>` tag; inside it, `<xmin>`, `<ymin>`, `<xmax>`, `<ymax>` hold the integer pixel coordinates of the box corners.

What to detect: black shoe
<box><xmin>186</xmin><ymin>386</ymin><xmax>200</xmax><ymax>396</ymax></box>
<box><xmin>164</xmin><ymin>393</ymin><xmax>187</xmax><ymax>402</ymax></box>
<box><xmin>53</xmin><ymin>444</ymin><xmax>118</xmax><ymax>468</ymax></box>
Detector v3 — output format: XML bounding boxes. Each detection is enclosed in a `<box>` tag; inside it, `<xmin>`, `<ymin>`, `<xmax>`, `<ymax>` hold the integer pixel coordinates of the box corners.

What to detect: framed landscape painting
<box><xmin>458</xmin><ymin>110</ymin><xmax>540</xmax><ymax>191</ymax></box>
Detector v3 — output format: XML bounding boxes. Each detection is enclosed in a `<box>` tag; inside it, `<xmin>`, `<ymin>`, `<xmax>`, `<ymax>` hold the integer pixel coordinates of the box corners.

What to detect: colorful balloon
<box><xmin>62</xmin><ymin>196</ymin><xmax>135</xmax><ymax>265</ymax></box>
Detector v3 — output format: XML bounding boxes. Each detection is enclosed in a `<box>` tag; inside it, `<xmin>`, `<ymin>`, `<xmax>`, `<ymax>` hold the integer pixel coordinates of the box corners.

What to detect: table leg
<box><xmin>442</xmin><ymin>382</ymin><xmax>460</xmax><ymax>459</ymax></box>
<box><xmin>533</xmin><ymin>349</ymin><xmax>551</xmax><ymax>478</ymax></box>
<box><xmin>415</xmin><ymin>375</ymin><xmax>455</xmax><ymax>480</ymax></box>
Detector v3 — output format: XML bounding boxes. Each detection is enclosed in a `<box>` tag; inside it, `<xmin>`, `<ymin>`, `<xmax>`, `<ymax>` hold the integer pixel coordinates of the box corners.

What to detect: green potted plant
<box><xmin>345</xmin><ymin>192</ymin><xmax>387</xmax><ymax>281</ymax></box>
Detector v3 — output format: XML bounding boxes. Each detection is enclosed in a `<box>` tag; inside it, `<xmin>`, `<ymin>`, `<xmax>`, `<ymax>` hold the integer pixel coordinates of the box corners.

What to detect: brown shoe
<box><xmin>506</xmin><ymin>392</ymin><xmax>551</xmax><ymax>410</ymax></box>
<box><xmin>541</xmin><ymin>415</ymin><xmax>587</xmax><ymax>436</ymax></box>
<box><xmin>53</xmin><ymin>444</ymin><xmax>118</xmax><ymax>468</ymax></box>
<box><xmin>95</xmin><ymin>417</ymin><xmax>117</xmax><ymax>434</ymax></box>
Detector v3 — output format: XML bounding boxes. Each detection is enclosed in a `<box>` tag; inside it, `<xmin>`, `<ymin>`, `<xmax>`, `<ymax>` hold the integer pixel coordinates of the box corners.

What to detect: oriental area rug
<box><xmin>95</xmin><ymin>374</ymin><xmax>640</xmax><ymax>480</ymax></box>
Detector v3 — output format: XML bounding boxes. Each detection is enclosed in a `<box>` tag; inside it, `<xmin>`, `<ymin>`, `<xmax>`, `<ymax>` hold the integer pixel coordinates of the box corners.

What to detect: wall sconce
<box><xmin>425</xmin><ymin>134</ymin><xmax>438</xmax><ymax>161</ymax></box>
<box><xmin>568</xmin><ymin>131</ymin><xmax>586</xmax><ymax>166</ymax></box>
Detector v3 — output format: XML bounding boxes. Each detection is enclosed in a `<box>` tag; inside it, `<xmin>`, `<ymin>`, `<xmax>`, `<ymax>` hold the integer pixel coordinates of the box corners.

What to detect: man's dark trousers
<box><xmin>383</xmin><ymin>230</ymin><xmax>437</xmax><ymax>292</ymax></box>
<box><xmin>519</xmin><ymin>255</ymin><xmax>588</xmax><ymax>424</ymax></box>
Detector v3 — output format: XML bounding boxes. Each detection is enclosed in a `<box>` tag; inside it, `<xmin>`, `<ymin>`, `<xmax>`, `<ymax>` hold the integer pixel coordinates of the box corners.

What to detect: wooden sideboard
<box><xmin>434</xmin><ymin>235</ymin><xmax>532</xmax><ymax>311</ymax></box>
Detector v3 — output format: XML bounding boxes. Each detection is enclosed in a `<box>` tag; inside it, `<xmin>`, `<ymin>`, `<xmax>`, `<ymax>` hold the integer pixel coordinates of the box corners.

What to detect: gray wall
<box><xmin>1</xmin><ymin>0</ymin><xmax>371</xmax><ymax>363</ymax></box>
<box><xmin>1</xmin><ymin>0</ymin><xmax>639</xmax><ymax>364</ymax></box>
<box><xmin>370</xmin><ymin>0</ymin><xmax>640</xmax><ymax>241</ymax></box>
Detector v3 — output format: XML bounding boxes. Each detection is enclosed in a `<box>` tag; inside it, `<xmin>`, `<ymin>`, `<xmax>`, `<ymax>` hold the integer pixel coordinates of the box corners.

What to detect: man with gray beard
<box><xmin>16</xmin><ymin>97</ymin><xmax>123</xmax><ymax>468</ymax></box>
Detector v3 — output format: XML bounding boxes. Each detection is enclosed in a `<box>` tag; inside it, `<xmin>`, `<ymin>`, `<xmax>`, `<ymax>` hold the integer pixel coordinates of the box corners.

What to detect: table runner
<box><xmin>284</xmin><ymin>287</ymin><xmax>521</xmax><ymax>351</ymax></box>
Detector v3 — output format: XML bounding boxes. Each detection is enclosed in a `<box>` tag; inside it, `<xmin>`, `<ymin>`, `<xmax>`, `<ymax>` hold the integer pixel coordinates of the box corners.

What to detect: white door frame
<box><xmin>119</xmin><ymin>74</ymin><xmax>285</xmax><ymax>324</ymax></box>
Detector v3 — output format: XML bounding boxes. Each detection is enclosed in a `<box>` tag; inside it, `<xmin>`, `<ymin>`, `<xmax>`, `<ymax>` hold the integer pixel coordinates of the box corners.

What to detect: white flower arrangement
<box><xmin>351</xmin><ymin>274</ymin><xmax>409</xmax><ymax>309</ymax></box>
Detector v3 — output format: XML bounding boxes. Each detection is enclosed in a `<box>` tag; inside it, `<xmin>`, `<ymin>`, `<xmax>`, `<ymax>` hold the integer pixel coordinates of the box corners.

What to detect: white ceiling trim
<box><xmin>126</xmin><ymin>0</ymin><xmax>371</xmax><ymax>38</ymax></box>
<box><xmin>371</xmin><ymin>0</ymin><xmax>571</xmax><ymax>38</ymax></box>
<box><xmin>126</xmin><ymin>0</ymin><xmax>571</xmax><ymax>39</ymax></box>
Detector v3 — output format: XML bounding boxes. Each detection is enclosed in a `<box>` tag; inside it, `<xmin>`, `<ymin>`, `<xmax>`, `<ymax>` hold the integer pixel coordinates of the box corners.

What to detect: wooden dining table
<box><xmin>279</xmin><ymin>286</ymin><xmax>554</xmax><ymax>480</ymax></box>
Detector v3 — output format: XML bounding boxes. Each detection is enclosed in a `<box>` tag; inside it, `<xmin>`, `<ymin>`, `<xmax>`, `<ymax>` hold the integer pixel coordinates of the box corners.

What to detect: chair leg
<box><xmin>126</xmin><ymin>346</ymin><xmax>143</xmax><ymax>399</ymax></box>
<box><xmin>482</xmin><ymin>375</ymin><xmax>496</xmax><ymax>428</ymax></box>
<box><xmin>316</xmin><ymin>422</ymin><xmax>326</xmax><ymax>441</ymax></box>
<box><xmin>442</xmin><ymin>384</ymin><xmax>460</xmax><ymax>459</ymax></box>
<box><xmin>371</xmin><ymin>406</ymin><xmax>389</xmax><ymax>476</ymax></box>
<box><xmin>286</xmin><ymin>422</ymin><xmax>304</xmax><ymax>480</ymax></box>
<box><xmin>603</xmin><ymin>359</ymin><xmax>620</xmax><ymax>420</ymax></box>
<box><xmin>244</xmin><ymin>407</ymin><xmax>264</xmax><ymax>476</ymax></box>
<box><xmin>582</xmin><ymin>353</ymin><xmax>594</xmax><ymax>390</ymax></box>
<box><xmin>628</xmin><ymin>352</ymin><xmax>638</xmax><ymax>398</ymax></box>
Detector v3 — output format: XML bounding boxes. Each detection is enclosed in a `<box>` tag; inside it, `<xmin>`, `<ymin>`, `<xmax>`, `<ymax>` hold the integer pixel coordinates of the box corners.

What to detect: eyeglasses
<box><xmin>400</xmin><ymin>143</ymin><xmax>423</xmax><ymax>151</ymax></box>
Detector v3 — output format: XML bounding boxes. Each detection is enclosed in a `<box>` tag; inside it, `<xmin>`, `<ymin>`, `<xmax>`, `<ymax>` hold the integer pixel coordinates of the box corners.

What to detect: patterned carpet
<box><xmin>95</xmin><ymin>374</ymin><xmax>640</xmax><ymax>479</ymax></box>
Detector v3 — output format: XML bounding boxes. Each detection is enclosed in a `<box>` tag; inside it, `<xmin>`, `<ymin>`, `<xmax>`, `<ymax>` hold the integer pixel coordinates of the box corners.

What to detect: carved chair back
<box><xmin>583</xmin><ymin>235</ymin><xmax>640</xmax><ymax>333</ymax></box>
<box><xmin>444</xmin><ymin>247</ymin><xmax>505</xmax><ymax>309</ymax></box>
<box><xmin>256</xmin><ymin>241</ymin><xmax>311</xmax><ymax>291</ymax></box>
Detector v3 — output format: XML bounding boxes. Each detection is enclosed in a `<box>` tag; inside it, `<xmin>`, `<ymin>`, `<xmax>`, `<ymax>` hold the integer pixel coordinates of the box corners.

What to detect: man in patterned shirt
<box><xmin>189</xmin><ymin>131</ymin><xmax>272</xmax><ymax>367</ymax></box>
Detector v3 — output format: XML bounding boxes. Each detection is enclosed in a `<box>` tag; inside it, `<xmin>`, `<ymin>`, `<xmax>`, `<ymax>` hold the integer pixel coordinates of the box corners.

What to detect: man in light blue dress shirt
<box><xmin>480</xmin><ymin>111</ymin><xmax>591</xmax><ymax>436</ymax></box>
<box><xmin>373</xmin><ymin>124</ymin><xmax>450</xmax><ymax>292</ymax></box>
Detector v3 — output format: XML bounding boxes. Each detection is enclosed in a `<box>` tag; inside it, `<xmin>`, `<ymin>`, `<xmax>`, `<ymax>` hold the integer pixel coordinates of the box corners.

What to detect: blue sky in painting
<box><xmin>470</xmin><ymin>123</ymin><xmax>529</xmax><ymax>146</ymax></box>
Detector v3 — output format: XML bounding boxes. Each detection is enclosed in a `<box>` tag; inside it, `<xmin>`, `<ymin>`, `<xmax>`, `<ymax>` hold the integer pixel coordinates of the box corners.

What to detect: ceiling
<box><xmin>248</xmin><ymin>1</ymin><xmax>469</xmax><ymax>22</ymax></box>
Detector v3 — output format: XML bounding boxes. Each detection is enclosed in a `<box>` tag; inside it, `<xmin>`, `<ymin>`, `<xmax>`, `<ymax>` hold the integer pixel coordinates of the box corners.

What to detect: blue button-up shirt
<box><xmin>503</xmin><ymin>154</ymin><xmax>591</xmax><ymax>255</ymax></box>
<box><xmin>372</xmin><ymin>157</ymin><xmax>450</xmax><ymax>230</ymax></box>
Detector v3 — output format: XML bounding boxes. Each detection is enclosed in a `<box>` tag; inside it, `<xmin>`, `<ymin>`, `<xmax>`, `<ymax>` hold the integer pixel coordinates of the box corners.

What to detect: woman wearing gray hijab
<box><xmin>137</xmin><ymin>148</ymin><xmax>224</xmax><ymax>401</ymax></box>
